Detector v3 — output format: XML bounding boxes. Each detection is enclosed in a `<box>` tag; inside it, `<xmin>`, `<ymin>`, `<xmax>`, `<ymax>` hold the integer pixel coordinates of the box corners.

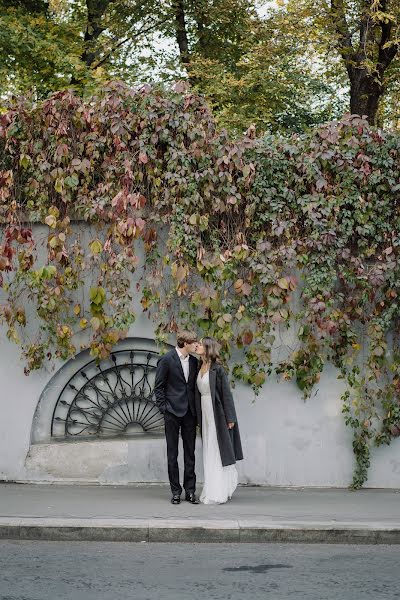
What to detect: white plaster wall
<box><xmin>2</xmin><ymin>316</ymin><xmax>400</xmax><ymax>487</ymax></box>
<box><xmin>1</xmin><ymin>225</ymin><xmax>400</xmax><ymax>487</ymax></box>
<box><xmin>0</xmin><ymin>334</ymin><xmax>45</xmax><ymax>481</ymax></box>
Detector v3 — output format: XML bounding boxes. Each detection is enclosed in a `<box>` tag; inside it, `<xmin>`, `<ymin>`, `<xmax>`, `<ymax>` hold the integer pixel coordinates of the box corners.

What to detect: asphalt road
<box><xmin>1</xmin><ymin>541</ymin><xmax>399</xmax><ymax>600</ymax></box>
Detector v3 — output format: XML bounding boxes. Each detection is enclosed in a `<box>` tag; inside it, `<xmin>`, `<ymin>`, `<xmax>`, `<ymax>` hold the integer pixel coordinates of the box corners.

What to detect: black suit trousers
<box><xmin>164</xmin><ymin>410</ymin><xmax>196</xmax><ymax>496</ymax></box>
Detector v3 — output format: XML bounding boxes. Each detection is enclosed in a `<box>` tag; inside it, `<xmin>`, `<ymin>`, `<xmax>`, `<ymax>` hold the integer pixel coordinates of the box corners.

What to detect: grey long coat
<box><xmin>195</xmin><ymin>362</ymin><xmax>243</xmax><ymax>467</ymax></box>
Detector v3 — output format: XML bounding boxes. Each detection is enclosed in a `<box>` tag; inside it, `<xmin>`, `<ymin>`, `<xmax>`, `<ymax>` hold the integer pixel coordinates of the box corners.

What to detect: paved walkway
<box><xmin>1</xmin><ymin>483</ymin><xmax>400</xmax><ymax>543</ymax></box>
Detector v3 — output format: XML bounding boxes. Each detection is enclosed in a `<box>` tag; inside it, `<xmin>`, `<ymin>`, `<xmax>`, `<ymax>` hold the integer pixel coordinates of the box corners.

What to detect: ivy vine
<box><xmin>1</xmin><ymin>82</ymin><xmax>400</xmax><ymax>488</ymax></box>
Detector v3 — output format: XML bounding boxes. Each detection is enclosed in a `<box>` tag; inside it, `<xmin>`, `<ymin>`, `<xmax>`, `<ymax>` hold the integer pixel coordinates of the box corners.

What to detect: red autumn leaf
<box><xmin>173</xmin><ymin>81</ymin><xmax>187</xmax><ymax>94</ymax></box>
<box><xmin>135</xmin><ymin>218</ymin><xmax>146</xmax><ymax>231</ymax></box>
<box><xmin>241</xmin><ymin>282</ymin><xmax>252</xmax><ymax>296</ymax></box>
<box><xmin>130</xmin><ymin>193</ymin><xmax>146</xmax><ymax>208</ymax></box>
<box><xmin>242</xmin><ymin>330</ymin><xmax>253</xmax><ymax>345</ymax></box>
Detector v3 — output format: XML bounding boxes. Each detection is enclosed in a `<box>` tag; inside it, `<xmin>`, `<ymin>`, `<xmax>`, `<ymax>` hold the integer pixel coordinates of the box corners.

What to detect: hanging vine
<box><xmin>0</xmin><ymin>82</ymin><xmax>399</xmax><ymax>487</ymax></box>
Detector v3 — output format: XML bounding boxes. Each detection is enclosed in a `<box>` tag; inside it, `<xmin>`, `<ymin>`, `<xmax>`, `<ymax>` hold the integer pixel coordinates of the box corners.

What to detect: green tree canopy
<box><xmin>0</xmin><ymin>0</ymin><xmax>348</xmax><ymax>132</ymax></box>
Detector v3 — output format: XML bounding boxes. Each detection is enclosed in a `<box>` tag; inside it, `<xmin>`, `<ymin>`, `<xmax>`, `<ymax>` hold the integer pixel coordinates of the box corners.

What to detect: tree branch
<box><xmin>331</xmin><ymin>0</ymin><xmax>354</xmax><ymax>60</ymax></box>
<box><xmin>377</xmin><ymin>10</ymin><xmax>399</xmax><ymax>73</ymax></box>
<box><xmin>359</xmin><ymin>0</ymin><xmax>372</xmax><ymax>53</ymax></box>
<box><xmin>92</xmin><ymin>15</ymin><xmax>171</xmax><ymax>69</ymax></box>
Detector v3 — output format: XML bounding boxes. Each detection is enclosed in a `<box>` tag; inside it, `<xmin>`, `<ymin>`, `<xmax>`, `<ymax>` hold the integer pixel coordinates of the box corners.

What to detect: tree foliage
<box><xmin>1</xmin><ymin>83</ymin><xmax>400</xmax><ymax>486</ymax></box>
<box><xmin>0</xmin><ymin>0</ymin><xmax>351</xmax><ymax>132</ymax></box>
<box><xmin>0</xmin><ymin>0</ymin><xmax>80</xmax><ymax>98</ymax></box>
<box><xmin>187</xmin><ymin>15</ymin><xmax>344</xmax><ymax>133</ymax></box>
<box><xmin>0</xmin><ymin>0</ymin><xmax>168</xmax><ymax>100</ymax></box>
<box><xmin>167</xmin><ymin>0</ymin><xmax>345</xmax><ymax>133</ymax></box>
<box><xmin>282</xmin><ymin>0</ymin><xmax>400</xmax><ymax>124</ymax></box>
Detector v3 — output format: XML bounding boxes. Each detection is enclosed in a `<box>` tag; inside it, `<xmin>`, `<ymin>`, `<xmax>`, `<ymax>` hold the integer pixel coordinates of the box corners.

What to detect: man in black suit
<box><xmin>154</xmin><ymin>330</ymin><xmax>199</xmax><ymax>504</ymax></box>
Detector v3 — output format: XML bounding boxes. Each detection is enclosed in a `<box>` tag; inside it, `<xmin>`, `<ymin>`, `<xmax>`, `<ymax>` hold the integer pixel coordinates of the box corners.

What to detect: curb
<box><xmin>1</xmin><ymin>519</ymin><xmax>400</xmax><ymax>544</ymax></box>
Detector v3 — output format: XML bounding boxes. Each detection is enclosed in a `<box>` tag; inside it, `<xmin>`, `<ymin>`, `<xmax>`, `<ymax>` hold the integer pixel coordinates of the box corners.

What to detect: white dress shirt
<box><xmin>176</xmin><ymin>347</ymin><xmax>189</xmax><ymax>382</ymax></box>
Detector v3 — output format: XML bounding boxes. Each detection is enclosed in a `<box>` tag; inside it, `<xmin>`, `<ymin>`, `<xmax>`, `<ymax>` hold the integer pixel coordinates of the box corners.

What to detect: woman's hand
<box><xmin>228</xmin><ymin>422</ymin><xmax>235</xmax><ymax>429</ymax></box>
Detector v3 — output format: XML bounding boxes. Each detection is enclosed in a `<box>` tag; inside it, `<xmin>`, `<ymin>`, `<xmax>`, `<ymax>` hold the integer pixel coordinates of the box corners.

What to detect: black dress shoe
<box><xmin>185</xmin><ymin>493</ymin><xmax>199</xmax><ymax>504</ymax></box>
<box><xmin>171</xmin><ymin>494</ymin><xmax>181</xmax><ymax>505</ymax></box>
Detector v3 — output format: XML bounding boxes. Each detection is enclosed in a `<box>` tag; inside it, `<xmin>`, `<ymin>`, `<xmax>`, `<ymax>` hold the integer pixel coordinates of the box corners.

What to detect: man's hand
<box><xmin>228</xmin><ymin>422</ymin><xmax>235</xmax><ymax>429</ymax></box>
<box><xmin>154</xmin><ymin>355</ymin><xmax>169</xmax><ymax>413</ymax></box>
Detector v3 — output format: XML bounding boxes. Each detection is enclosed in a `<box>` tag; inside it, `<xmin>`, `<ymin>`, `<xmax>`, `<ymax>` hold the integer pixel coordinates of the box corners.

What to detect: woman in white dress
<box><xmin>195</xmin><ymin>337</ymin><xmax>243</xmax><ymax>505</ymax></box>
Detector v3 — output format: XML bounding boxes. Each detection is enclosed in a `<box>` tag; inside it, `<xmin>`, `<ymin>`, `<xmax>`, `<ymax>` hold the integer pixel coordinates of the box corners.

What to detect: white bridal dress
<box><xmin>197</xmin><ymin>370</ymin><xmax>238</xmax><ymax>504</ymax></box>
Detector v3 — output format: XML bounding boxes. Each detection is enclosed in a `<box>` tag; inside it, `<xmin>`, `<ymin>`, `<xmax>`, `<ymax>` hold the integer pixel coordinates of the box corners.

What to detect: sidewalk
<box><xmin>1</xmin><ymin>483</ymin><xmax>400</xmax><ymax>543</ymax></box>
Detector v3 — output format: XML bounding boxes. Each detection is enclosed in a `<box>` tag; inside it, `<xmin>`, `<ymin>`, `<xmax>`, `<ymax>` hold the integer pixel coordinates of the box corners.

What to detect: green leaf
<box><xmin>90</xmin><ymin>317</ymin><xmax>101</xmax><ymax>331</ymax></box>
<box><xmin>197</xmin><ymin>318</ymin><xmax>211</xmax><ymax>331</ymax></box>
<box><xmin>19</xmin><ymin>154</ymin><xmax>30</xmax><ymax>169</ymax></box>
<box><xmin>89</xmin><ymin>286</ymin><xmax>105</xmax><ymax>304</ymax></box>
<box><xmin>54</xmin><ymin>178</ymin><xmax>64</xmax><ymax>193</ymax></box>
<box><xmin>199</xmin><ymin>215</ymin><xmax>209</xmax><ymax>231</ymax></box>
<box><xmin>253</xmin><ymin>372</ymin><xmax>266</xmax><ymax>386</ymax></box>
<box><xmin>89</xmin><ymin>239</ymin><xmax>103</xmax><ymax>255</ymax></box>
<box><xmin>64</xmin><ymin>174</ymin><xmax>79</xmax><ymax>188</ymax></box>
<box><xmin>44</xmin><ymin>215</ymin><xmax>57</xmax><ymax>228</ymax></box>
<box><xmin>278</xmin><ymin>277</ymin><xmax>289</xmax><ymax>290</ymax></box>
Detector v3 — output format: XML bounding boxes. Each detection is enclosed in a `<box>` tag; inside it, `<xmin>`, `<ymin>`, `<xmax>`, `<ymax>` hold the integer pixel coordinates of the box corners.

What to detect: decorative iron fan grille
<box><xmin>51</xmin><ymin>349</ymin><xmax>164</xmax><ymax>439</ymax></box>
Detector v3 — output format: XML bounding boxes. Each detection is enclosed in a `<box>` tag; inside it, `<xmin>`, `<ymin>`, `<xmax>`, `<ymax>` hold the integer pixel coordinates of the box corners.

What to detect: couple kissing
<box><xmin>154</xmin><ymin>330</ymin><xmax>243</xmax><ymax>505</ymax></box>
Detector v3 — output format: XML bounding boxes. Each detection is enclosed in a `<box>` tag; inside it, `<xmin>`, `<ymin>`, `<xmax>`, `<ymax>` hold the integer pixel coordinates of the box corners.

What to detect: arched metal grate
<box><xmin>51</xmin><ymin>348</ymin><xmax>164</xmax><ymax>438</ymax></box>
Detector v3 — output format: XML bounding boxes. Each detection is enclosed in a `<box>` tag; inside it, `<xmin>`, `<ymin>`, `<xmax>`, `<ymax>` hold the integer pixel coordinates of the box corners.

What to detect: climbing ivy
<box><xmin>0</xmin><ymin>82</ymin><xmax>400</xmax><ymax>487</ymax></box>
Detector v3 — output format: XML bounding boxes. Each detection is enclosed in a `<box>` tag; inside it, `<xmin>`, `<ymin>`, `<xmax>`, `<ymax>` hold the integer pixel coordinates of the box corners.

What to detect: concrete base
<box><xmin>25</xmin><ymin>437</ymin><xmax>205</xmax><ymax>484</ymax></box>
<box><xmin>2</xmin><ymin>518</ymin><xmax>400</xmax><ymax>544</ymax></box>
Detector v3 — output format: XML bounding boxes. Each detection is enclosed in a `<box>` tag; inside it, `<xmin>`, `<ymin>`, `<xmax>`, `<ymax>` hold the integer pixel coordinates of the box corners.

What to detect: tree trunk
<box><xmin>331</xmin><ymin>0</ymin><xmax>399</xmax><ymax>126</ymax></box>
<box><xmin>70</xmin><ymin>0</ymin><xmax>112</xmax><ymax>85</ymax></box>
<box><xmin>81</xmin><ymin>0</ymin><xmax>113</xmax><ymax>69</ymax></box>
<box><xmin>193</xmin><ymin>4</ymin><xmax>208</xmax><ymax>56</ymax></box>
<box><xmin>348</xmin><ymin>67</ymin><xmax>383</xmax><ymax>124</ymax></box>
<box><xmin>174</xmin><ymin>0</ymin><xmax>190</xmax><ymax>65</ymax></box>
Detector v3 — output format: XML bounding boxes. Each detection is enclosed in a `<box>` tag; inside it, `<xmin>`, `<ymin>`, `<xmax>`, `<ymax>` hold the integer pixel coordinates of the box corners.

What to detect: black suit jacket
<box><xmin>154</xmin><ymin>349</ymin><xmax>198</xmax><ymax>418</ymax></box>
